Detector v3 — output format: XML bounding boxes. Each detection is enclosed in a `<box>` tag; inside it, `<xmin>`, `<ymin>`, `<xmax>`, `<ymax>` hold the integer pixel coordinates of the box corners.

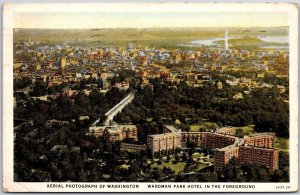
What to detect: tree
<box><xmin>197</xmin><ymin>171</ymin><xmax>218</xmax><ymax>182</ymax></box>
<box><xmin>235</xmin><ymin>128</ymin><xmax>244</xmax><ymax>138</ymax></box>
<box><xmin>182</xmin><ymin>152</ymin><xmax>188</xmax><ymax>161</ymax></box>
<box><xmin>175</xmin><ymin>154</ymin><xmax>180</xmax><ymax>162</ymax></box>
<box><xmin>30</xmin><ymin>80</ymin><xmax>47</xmax><ymax>96</ymax></box>
<box><xmin>218</xmin><ymin>157</ymin><xmax>241</xmax><ymax>182</ymax></box>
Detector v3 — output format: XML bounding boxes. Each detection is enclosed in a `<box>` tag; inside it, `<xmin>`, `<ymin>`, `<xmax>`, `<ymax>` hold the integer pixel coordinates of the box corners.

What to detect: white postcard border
<box><xmin>2</xmin><ymin>2</ymin><xmax>299</xmax><ymax>192</ymax></box>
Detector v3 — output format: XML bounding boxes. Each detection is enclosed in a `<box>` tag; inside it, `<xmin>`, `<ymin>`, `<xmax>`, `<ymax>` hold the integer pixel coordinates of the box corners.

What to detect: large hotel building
<box><xmin>88</xmin><ymin>124</ymin><xmax>279</xmax><ymax>172</ymax></box>
<box><xmin>147</xmin><ymin>126</ymin><xmax>278</xmax><ymax>172</ymax></box>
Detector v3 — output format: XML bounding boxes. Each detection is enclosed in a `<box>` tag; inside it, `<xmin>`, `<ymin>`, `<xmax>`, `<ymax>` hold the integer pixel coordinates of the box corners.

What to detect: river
<box><xmin>179</xmin><ymin>35</ymin><xmax>289</xmax><ymax>49</ymax></box>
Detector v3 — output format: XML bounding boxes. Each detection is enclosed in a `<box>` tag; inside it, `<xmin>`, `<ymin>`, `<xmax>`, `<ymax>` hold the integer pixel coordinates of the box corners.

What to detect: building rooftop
<box><xmin>181</xmin><ymin>131</ymin><xmax>239</xmax><ymax>140</ymax></box>
<box><xmin>148</xmin><ymin>132</ymin><xmax>181</xmax><ymax>138</ymax></box>
<box><xmin>90</xmin><ymin>125</ymin><xmax>137</xmax><ymax>131</ymax></box>
<box><xmin>248</xmin><ymin>132</ymin><xmax>275</xmax><ymax>137</ymax></box>
<box><xmin>244</xmin><ymin>133</ymin><xmax>275</xmax><ymax>140</ymax></box>
<box><xmin>164</xmin><ymin>125</ymin><xmax>181</xmax><ymax>132</ymax></box>
<box><xmin>239</xmin><ymin>145</ymin><xmax>277</xmax><ymax>151</ymax></box>
<box><xmin>217</xmin><ymin>145</ymin><xmax>239</xmax><ymax>152</ymax></box>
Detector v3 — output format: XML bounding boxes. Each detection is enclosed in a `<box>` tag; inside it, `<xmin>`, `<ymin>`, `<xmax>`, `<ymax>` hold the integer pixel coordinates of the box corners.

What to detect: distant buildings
<box><xmin>60</xmin><ymin>57</ymin><xmax>67</xmax><ymax>69</ymax></box>
<box><xmin>13</xmin><ymin>41</ymin><xmax>289</xmax><ymax>100</ymax></box>
<box><xmin>36</xmin><ymin>62</ymin><xmax>41</xmax><ymax>71</ymax></box>
<box><xmin>113</xmin><ymin>81</ymin><xmax>130</xmax><ymax>91</ymax></box>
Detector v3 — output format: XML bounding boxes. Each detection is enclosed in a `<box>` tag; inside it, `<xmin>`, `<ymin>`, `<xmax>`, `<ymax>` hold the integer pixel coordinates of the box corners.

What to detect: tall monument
<box><xmin>225</xmin><ymin>30</ymin><xmax>229</xmax><ymax>50</ymax></box>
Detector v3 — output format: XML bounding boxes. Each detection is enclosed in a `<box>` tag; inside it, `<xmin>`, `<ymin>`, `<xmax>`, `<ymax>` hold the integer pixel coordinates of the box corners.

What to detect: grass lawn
<box><xmin>192</xmin><ymin>153</ymin><xmax>203</xmax><ymax>159</ymax></box>
<box><xmin>190</xmin><ymin>122</ymin><xmax>219</xmax><ymax>132</ymax></box>
<box><xmin>195</xmin><ymin>163</ymin><xmax>209</xmax><ymax>171</ymax></box>
<box><xmin>275</xmin><ymin>137</ymin><xmax>289</xmax><ymax>152</ymax></box>
<box><xmin>232</xmin><ymin>125</ymin><xmax>255</xmax><ymax>136</ymax></box>
<box><xmin>151</xmin><ymin>153</ymin><xmax>212</xmax><ymax>174</ymax></box>
<box><xmin>190</xmin><ymin>122</ymin><xmax>254</xmax><ymax>136</ymax></box>
<box><xmin>151</xmin><ymin>159</ymin><xmax>210</xmax><ymax>173</ymax></box>
<box><xmin>146</xmin><ymin>118</ymin><xmax>153</xmax><ymax>122</ymax></box>
<box><xmin>151</xmin><ymin>159</ymin><xmax>186</xmax><ymax>173</ymax></box>
<box><xmin>192</xmin><ymin>153</ymin><xmax>213</xmax><ymax>161</ymax></box>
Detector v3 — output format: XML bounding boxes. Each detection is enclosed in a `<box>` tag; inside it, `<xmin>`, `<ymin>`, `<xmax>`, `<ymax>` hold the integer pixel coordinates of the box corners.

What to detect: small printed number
<box><xmin>276</xmin><ymin>186</ymin><xmax>290</xmax><ymax>189</ymax></box>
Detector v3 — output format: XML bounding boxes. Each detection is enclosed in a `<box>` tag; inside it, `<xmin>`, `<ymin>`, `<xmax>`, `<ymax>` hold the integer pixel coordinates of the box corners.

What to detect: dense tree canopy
<box><xmin>115</xmin><ymin>77</ymin><xmax>289</xmax><ymax>137</ymax></box>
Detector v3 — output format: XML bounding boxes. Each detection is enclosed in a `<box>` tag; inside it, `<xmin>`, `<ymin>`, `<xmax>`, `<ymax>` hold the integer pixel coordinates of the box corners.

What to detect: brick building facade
<box><xmin>214</xmin><ymin>133</ymin><xmax>277</xmax><ymax>172</ymax></box>
<box><xmin>244</xmin><ymin>133</ymin><xmax>275</xmax><ymax>149</ymax></box>
<box><xmin>181</xmin><ymin>132</ymin><xmax>237</xmax><ymax>149</ymax></box>
<box><xmin>214</xmin><ymin>145</ymin><xmax>240</xmax><ymax>172</ymax></box>
<box><xmin>88</xmin><ymin>125</ymin><xmax>137</xmax><ymax>142</ymax></box>
<box><xmin>238</xmin><ymin>146</ymin><xmax>279</xmax><ymax>171</ymax></box>
<box><xmin>147</xmin><ymin>132</ymin><xmax>181</xmax><ymax>153</ymax></box>
<box><xmin>120</xmin><ymin>143</ymin><xmax>147</xmax><ymax>151</ymax></box>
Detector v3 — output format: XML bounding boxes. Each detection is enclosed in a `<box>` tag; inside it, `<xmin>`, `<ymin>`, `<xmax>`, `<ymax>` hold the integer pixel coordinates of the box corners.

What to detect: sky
<box><xmin>13</xmin><ymin>10</ymin><xmax>289</xmax><ymax>29</ymax></box>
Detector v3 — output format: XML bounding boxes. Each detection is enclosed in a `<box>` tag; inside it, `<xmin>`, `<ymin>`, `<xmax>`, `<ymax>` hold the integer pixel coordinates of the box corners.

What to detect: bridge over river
<box><xmin>92</xmin><ymin>92</ymin><xmax>135</xmax><ymax>126</ymax></box>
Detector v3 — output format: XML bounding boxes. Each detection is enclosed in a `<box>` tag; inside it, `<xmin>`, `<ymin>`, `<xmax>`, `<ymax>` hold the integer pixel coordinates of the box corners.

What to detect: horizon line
<box><xmin>14</xmin><ymin>26</ymin><xmax>289</xmax><ymax>30</ymax></box>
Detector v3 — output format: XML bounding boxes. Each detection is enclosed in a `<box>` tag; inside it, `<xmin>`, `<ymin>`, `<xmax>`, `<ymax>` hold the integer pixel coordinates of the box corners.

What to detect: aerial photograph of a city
<box><xmin>12</xmin><ymin>7</ymin><xmax>290</xmax><ymax>184</ymax></box>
